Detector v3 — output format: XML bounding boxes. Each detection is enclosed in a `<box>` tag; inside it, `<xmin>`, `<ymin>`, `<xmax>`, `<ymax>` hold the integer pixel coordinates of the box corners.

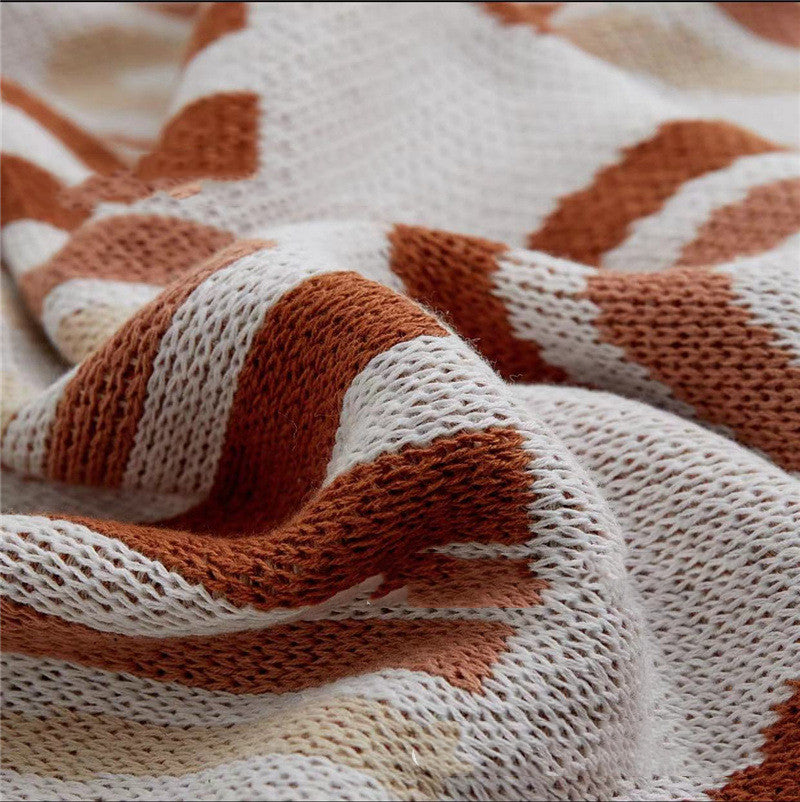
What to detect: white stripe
<box><xmin>41</xmin><ymin>278</ymin><xmax>161</xmax><ymax>349</ymax></box>
<box><xmin>717</xmin><ymin>233</ymin><xmax>800</xmax><ymax>365</ymax></box>
<box><xmin>252</xmin><ymin>220</ymin><xmax>401</xmax><ymax>291</ymax></box>
<box><xmin>0</xmin><ymin>369</ymin><xmax>75</xmax><ymax>477</ymax></box>
<box><xmin>327</xmin><ymin>334</ymin><xmax>526</xmax><ymax>483</ymax></box>
<box><xmin>1</xmin><ymin>103</ymin><xmax>93</xmax><ymax>186</ymax></box>
<box><xmin>0</xmin><ymin>653</ymin><xmax>472</xmax><ymax>728</ymax></box>
<box><xmin>492</xmin><ymin>249</ymin><xmax>697</xmax><ymax>418</ymax></box>
<box><xmin>0</xmin><ymin>220</ymin><xmax>69</xmax><ymax>279</ymax></box>
<box><xmin>167</xmin><ymin>29</ymin><xmax>261</xmax><ymax>115</ymax></box>
<box><xmin>601</xmin><ymin>152</ymin><xmax>800</xmax><ymax>272</ymax></box>
<box><xmin>0</xmin><ymin>755</ymin><xmax>388</xmax><ymax>802</ymax></box>
<box><xmin>0</xmin><ymin>469</ymin><xmax>200</xmax><ymax>523</ymax></box>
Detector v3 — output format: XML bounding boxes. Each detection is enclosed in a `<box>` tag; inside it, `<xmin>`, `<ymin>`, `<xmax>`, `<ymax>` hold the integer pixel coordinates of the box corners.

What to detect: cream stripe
<box><xmin>1</xmin><ymin>221</ymin><xmax>69</xmax><ymax>279</ymax></box>
<box><xmin>327</xmin><ymin>333</ymin><xmax>526</xmax><ymax>483</ymax></box>
<box><xmin>1</xmin><ymin>699</ymin><xmax>466</xmax><ymax>795</ymax></box>
<box><xmin>601</xmin><ymin>152</ymin><xmax>800</xmax><ymax>272</ymax></box>
<box><xmin>0</xmin><ymin>369</ymin><xmax>75</xmax><ymax>477</ymax></box>
<box><xmin>0</xmin><ymin>515</ymin><xmax>384</xmax><ymax>637</ymax></box>
<box><xmin>41</xmin><ymin>279</ymin><xmax>162</xmax><ymax>353</ymax></box>
<box><xmin>717</xmin><ymin>233</ymin><xmax>800</xmax><ymax>366</ymax></box>
<box><xmin>1</xmin><ymin>103</ymin><xmax>93</xmax><ymax>186</ymax></box>
<box><xmin>491</xmin><ymin>249</ymin><xmax>698</xmax><ymax>419</ymax></box>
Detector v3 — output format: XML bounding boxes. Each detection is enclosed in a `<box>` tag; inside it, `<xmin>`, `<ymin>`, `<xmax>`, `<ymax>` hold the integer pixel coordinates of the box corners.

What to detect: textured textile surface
<box><xmin>1</xmin><ymin>3</ymin><xmax>799</xmax><ymax>801</ymax></box>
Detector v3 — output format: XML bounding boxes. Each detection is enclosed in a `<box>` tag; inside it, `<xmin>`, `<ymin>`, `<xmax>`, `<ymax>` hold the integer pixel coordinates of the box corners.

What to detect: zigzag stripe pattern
<box><xmin>1</xmin><ymin>3</ymin><xmax>798</xmax><ymax>800</ymax></box>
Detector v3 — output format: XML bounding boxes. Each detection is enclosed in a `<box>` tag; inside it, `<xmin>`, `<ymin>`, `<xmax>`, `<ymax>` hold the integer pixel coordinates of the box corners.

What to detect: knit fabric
<box><xmin>1</xmin><ymin>3</ymin><xmax>799</xmax><ymax>801</ymax></box>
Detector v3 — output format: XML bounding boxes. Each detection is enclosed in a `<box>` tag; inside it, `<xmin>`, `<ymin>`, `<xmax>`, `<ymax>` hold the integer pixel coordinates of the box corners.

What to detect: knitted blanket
<box><xmin>1</xmin><ymin>3</ymin><xmax>799</xmax><ymax>800</ymax></box>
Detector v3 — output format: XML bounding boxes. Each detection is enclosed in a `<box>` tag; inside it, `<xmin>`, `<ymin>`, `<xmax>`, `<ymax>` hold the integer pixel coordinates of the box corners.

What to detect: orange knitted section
<box><xmin>389</xmin><ymin>225</ymin><xmax>568</xmax><ymax>383</ymax></box>
<box><xmin>709</xmin><ymin>680</ymin><xmax>800</xmax><ymax>801</ymax></box>
<box><xmin>376</xmin><ymin>554</ymin><xmax>548</xmax><ymax>608</ymax></box>
<box><xmin>0</xmin><ymin>156</ymin><xmax>87</xmax><ymax>230</ymax></box>
<box><xmin>677</xmin><ymin>177</ymin><xmax>800</xmax><ymax>267</ymax></box>
<box><xmin>137</xmin><ymin>93</ymin><xmax>259</xmax><ymax>181</ymax></box>
<box><xmin>20</xmin><ymin>215</ymin><xmax>235</xmax><ymax>315</ymax></box>
<box><xmin>586</xmin><ymin>268</ymin><xmax>800</xmax><ymax>471</ymax></box>
<box><xmin>77</xmin><ymin>427</ymin><xmax>535</xmax><ymax>610</ymax></box>
<box><xmin>142</xmin><ymin>2</ymin><xmax>200</xmax><ymax>19</ymax></box>
<box><xmin>482</xmin><ymin>2</ymin><xmax>561</xmax><ymax>32</ymax></box>
<box><xmin>175</xmin><ymin>271</ymin><xmax>447</xmax><ymax>531</ymax></box>
<box><xmin>528</xmin><ymin>120</ymin><xmax>780</xmax><ymax>265</ymax></box>
<box><xmin>45</xmin><ymin>241</ymin><xmax>269</xmax><ymax>486</ymax></box>
<box><xmin>184</xmin><ymin>2</ymin><xmax>247</xmax><ymax>63</ymax></box>
<box><xmin>717</xmin><ymin>2</ymin><xmax>800</xmax><ymax>48</ymax></box>
<box><xmin>1</xmin><ymin>598</ymin><xmax>514</xmax><ymax>695</ymax></box>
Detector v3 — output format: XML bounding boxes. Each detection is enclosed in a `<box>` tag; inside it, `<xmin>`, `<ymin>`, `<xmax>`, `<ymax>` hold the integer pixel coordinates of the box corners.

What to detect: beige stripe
<box><xmin>1</xmin><ymin>699</ymin><xmax>468</xmax><ymax>797</ymax></box>
<box><xmin>54</xmin><ymin>305</ymin><xmax>141</xmax><ymax>364</ymax></box>
<box><xmin>554</xmin><ymin>7</ymin><xmax>800</xmax><ymax>91</ymax></box>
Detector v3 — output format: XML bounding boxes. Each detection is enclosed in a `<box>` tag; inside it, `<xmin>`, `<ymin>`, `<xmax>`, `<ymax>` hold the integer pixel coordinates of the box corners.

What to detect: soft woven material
<box><xmin>1</xmin><ymin>3</ymin><xmax>799</xmax><ymax>800</ymax></box>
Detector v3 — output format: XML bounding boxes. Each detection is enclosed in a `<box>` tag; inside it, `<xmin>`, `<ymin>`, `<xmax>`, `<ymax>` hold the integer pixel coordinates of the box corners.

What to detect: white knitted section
<box><xmin>516</xmin><ymin>384</ymin><xmax>800</xmax><ymax>799</ymax></box>
<box><xmin>0</xmin><ymin>469</ymin><xmax>200</xmax><ymax>523</ymax></box>
<box><xmin>0</xmin><ymin>368</ymin><xmax>74</xmax><ymax>477</ymax></box>
<box><xmin>41</xmin><ymin>279</ymin><xmax>162</xmax><ymax>348</ymax></box>
<box><xmin>491</xmin><ymin>249</ymin><xmax>698</xmax><ymax>418</ymax></box>
<box><xmin>0</xmin><ymin>103</ymin><xmax>92</xmax><ymax>185</ymax></box>
<box><xmin>1</xmin><ymin>221</ymin><xmax>69</xmax><ymax>279</ymax></box>
<box><xmin>0</xmin><ymin>271</ymin><xmax>64</xmax><ymax>392</ymax></box>
<box><xmin>0</xmin><ymin>653</ymin><xmax>471</xmax><ymax>729</ymax></box>
<box><xmin>601</xmin><ymin>151</ymin><xmax>800</xmax><ymax>271</ymax></box>
<box><xmin>327</xmin><ymin>334</ymin><xmax>526</xmax><ymax>482</ymax></box>
<box><xmin>718</xmin><ymin>233</ymin><xmax>800</xmax><ymax>365</ymax></box>
<box><xmin>88</xmin><ymin>2</ymin><xmax>669</xmax><ymax>243</ymax></box>
<box><xmin>256</xmin><ymin>220</ymin><xmax>401</xmax><ymax>292</ymax></box>
<box><xmin>0</xmin><ymin>755</ymin><xmax>389</xmax><ymax>802</ymax></box>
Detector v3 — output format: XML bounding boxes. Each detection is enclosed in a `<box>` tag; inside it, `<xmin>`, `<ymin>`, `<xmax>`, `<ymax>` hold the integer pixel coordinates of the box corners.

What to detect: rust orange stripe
<box><xmin>69</xmin><ymin>427</ymin><xmax>535</xmax><ymax>611</ymax></box>
<box><xmin>45</xmin><ymin>240</ymin><xmax>268</xmax><ymax>486</ymax></box>
<box><xmin>137</xmin><ymin>92</ymin><xmax>259</xmax><ymax>181</ymax></box>
<box><xmin>376</xmin><ymin>554</ymin><xmax>548</xmax><ymax>608</ymax></box>
<box><xmin>708</xmin><ymin>680</ymin><xmax>800</xmax><ymax>801</ymax></box>
<box><xmin>0</xmin><ymin>156</ymin><xmax>87</xmax><ymax>230</ymax></box>
<box><xmin>677</xmin><ymin>177</ymin><xmax>800</xmax><ymax>267</ymax></box>
<box><xmin>20</xmin><ymin>214</ymin><xmax>235</xmax><ymax>315</ymax></box>
<box><xmin>142</xmin><ymin>2</ymin><xmax>201</xmax><ymax>20</ymax></box>
<box><xmin>175</xmin><ymin>271</ymin><xmax>446</xmax><ymax>533</ymax></box>
<box><xmin>2</xmin><ymin>598</ymin><xmax>514</xmax><ymax>695</ymax></box>
<box><xmin>528</xmin><ymin>120</ymin><xmax>780</xmax><ymax>266</ymax></box>
<box><xmin>586</xmin><ymin>268</ymin><xmax>800</xmax><ymax>471</ymax></box>
<box><xmin>717</xmin><ymin>2</ymin><xmax>800</xmax><ymax>48</ymax></box>
<box><xmin>389</xmin><ymin>225</ymin><xmax>568</xmax><ymax>383</ymax></box>
<box><xmin>482</xmin><ymin>2</ymin><xmax>561</xmax><ymax>32</ymax></box>
<box><xmin>184</xmin><ymin>2</ymin><xmax>247</xmax><ymax>63</ymax></box>
<box><xmin>1</xmin><ymin>79</ymin><xmax>124</xmax><ymax>175</ymax></box>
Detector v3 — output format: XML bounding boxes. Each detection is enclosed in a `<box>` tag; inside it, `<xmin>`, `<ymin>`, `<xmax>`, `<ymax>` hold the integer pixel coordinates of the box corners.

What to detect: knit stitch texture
<box><xmin>1</xmin><ymin>3</ymin><xmax>799</xmax><ymax>801</ymax></box>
